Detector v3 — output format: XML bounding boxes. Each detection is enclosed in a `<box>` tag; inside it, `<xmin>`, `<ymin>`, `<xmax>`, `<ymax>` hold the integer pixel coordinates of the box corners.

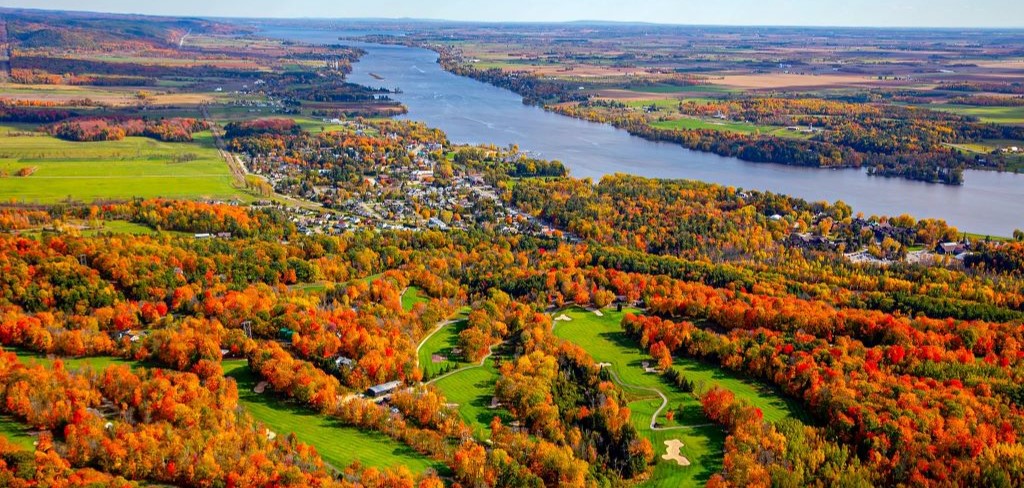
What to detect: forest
<box><xmin>0</xmin><ymin>165</ymin><xmax>1021</xmax><ymax>486</ymax></box>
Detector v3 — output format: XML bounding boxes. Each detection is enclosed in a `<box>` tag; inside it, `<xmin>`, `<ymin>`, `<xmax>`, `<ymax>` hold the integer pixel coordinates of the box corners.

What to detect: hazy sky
<box><xmin>1</xmin><ymin>0</ymin><xmax>1022</xmax><ymax>28</ymax></box>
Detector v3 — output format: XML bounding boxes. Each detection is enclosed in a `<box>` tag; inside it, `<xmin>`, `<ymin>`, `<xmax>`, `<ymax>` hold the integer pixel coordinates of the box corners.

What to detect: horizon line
<box><xmin>3</xmin><ymin>5</ymin><xmax>1024</xmax><ymax>30</ymax></box>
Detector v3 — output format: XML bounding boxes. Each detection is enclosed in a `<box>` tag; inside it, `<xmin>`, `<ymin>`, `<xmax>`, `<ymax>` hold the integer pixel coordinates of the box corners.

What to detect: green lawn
<box><xmin>0</xmin><ymin>125</ymin><xmax>244</xmax><ymax>203</ymax></box>
<box><xmin>222</xmin><ymin>360</ymin><xmax>443</xmax><ymax>474</ymax></box>
<box><xmin>430</xmin><ymin>356</ymin><xmax>510</xmax><ymax>439</ymax></box>
<box><xmin>946</xmin><ymin>139</ymin><xmax>1024</xmax><ymax>172</ymax></box>
<box><xmin>80</xmin><ymin>220</ymin><xmax>159</xmax><ymax>237</ymax></box>
<box><xmin>631</xmin><ymin>400</ymin><xmax>724</xmax><ymax>488</ymax></box>
<box><xmin>925</xmin><ymin>104</ymin><xmax>1024</xmax><ymax>124</ymax></box>
<box><xmin>401</xmin><ymin>286</ymin><xmax>429</xmax><ymax>312</ymax></box>
<box><xmin>553</xmin><ymin>307</ymin><xmax>808</xmax><ymax>487</ymax></box>
<box><xmin>9</xmin><ymin>348</ymin><xmax>144</xmax><ymax>372</ymax></box>
<box><xmin>650</xmin><ymin>117</ymin><xmax>813</xmax><ymax>139</ymax></box>
<box><xmin>418</xmin><ymin>319</ymin><xmax>470</xmax><ymax>379</ymax></box>
<box><xmin>0</xmin><ymin>415</ymin><xmax>36</xmax><ymax>451</ymax></box>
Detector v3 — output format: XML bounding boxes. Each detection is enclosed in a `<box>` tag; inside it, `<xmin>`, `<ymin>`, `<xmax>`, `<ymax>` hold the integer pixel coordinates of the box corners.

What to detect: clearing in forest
<box><xmin>222</xmin><ymin>359</ymin><xmax>444</xmax><ymax>474</ymax></box>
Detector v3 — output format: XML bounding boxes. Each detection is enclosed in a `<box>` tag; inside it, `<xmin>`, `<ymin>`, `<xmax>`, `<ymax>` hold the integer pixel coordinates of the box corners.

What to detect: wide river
<box><xmin>264</xmin><ymin>28</ymin><xmax>1023</xmax><ymax>236</ymax></box>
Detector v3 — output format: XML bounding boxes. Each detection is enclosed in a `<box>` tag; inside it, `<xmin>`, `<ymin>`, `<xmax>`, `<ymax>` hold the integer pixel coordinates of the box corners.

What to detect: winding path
<box><xmin>414</xmin><ymin>317</ymin><xmax>462</xmax><ymax>370</ymax></box>
<box><xmin>424</xmin><ymin>342</ymin><xmax>499</xmax><ymax>386</ymax></box>
<box><xmin>602</xmin><ymin>365</ymin><xmax>712</xmax><ymax>432</ymax></box>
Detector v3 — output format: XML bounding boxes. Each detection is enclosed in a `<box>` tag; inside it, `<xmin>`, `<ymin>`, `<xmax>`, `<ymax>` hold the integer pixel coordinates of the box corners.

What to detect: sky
<box><xmin>1</xmin><ymin>0</ymin><xmax>1022</xmax><ymax>28</ymax></box>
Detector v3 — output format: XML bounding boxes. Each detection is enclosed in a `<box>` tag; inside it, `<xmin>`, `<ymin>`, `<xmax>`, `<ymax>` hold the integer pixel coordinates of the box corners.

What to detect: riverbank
<box><xmin>259</xmin><ymin>28</ymin><xmax>1024</xmax><ymax>236</ymax></box>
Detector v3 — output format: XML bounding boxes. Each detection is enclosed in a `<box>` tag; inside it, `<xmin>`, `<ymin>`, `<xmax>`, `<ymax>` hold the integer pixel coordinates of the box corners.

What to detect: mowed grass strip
<box><xmin>401</xmin><ymin>286</ymin><xmax>429</xmax><ymax>312</ymax></box>
<box><xmin>9</xmin><ymin>348</ymin><xmax>144</xmax><ymax>372</ymax></box>
<box><xmin>0</xmin><ymin>125</ymin><xmax>243</xmax><ymax>203</ymax></box>
<box><xmin>222</xmin><ymin>360</ymin><xmax>443</xmax><ymax>474</ymax></box>
<box><xmin>418</xmin><ymin>319</ymin><xmax>470</xmax><ymax>379</ymax></box>
<box><xmin>0</xmin><ymin>415</ymin><xmax>37</xmax><ymax>451</ymax></box>
<box><xmin>431</xmin><ymin>356</ymin><xmax>510</xmax><ymax>438</ymax></box>
<box><xmin>630</xmin><ymin>399</ymin><xmax>724</xmax><ymax>488</ymax></box>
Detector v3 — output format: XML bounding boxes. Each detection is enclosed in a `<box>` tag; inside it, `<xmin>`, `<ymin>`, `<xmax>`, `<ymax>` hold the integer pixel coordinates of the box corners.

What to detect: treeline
<box><xmin>949</xmin><ymin>95</ymin><xmax>1024</xmax><ymax>107</ymax></box>
<box><xmin>941</xmin><ymin>81</ymin><xmax>1024</xmax><ymax>95</ymax></box>
<box><xmin>452</xmin><ymin>145</ymin><xmax>567</xmax><ymax>179</ymax></box>
<box><xmin>553</xmin><ymin>96</ymin><xmax>1024</xmax><ymax>184</ymax></box>
<box><xmin>436</xmin><ymin>46</ymin><xmax>587</xmax><ymax>105</ymax></box>
<box><xmin>45</xmin><ymin>116</ymin><xmax>209</xmax><ymax>142</ymax></box>
<box><xmin>224</xmin><ymin>118</ymin><xmax>302</xmax><ymax>138</ymax></box>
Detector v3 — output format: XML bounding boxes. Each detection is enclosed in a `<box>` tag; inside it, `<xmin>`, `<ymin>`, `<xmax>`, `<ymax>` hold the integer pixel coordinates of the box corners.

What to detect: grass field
<box><xmin>631</xmin><ymin>400</ymin><xmax>725</xmax><ymax>487</ymax></box>
<box><xmin>0</xmin><ymin>125</ymin><xmax>244</xmax><ymax>203</ymax></box>
<box><xmin>0</xmin><ymin>415</ymin><xmax>36</xmax><ymax>451</ymax></box>
<box><xmin>626</xmin><ymin>84</ymin><xmax>734</xmax><ymax>94</ymax></box>
<box><xmin>430</xmin><ymin>356</ymin><xmax>510</xmax><ymax>438</ymax></box>
<box><xmin>946</xmin><ymin>139</ymin><xmax>1024</xmax><ymax>172</ymax></box>
<box><xmin>650</xmin><ymin>117</ymin><xmax>814</xmax><ymax>139</ymax></box>
<box><xmin>553</xmin><ymin>307</ymin><xmax>808</xmax><ymax>487</ymax></box>
<box><xmin>222</xmin><ymin>360</ymin><xmax>443</xmax><ymax>474</ymax></box>
<box><xmin>401</xmin><ymin>286</ymin><xmax>429</xmax><ymax>312</ymax></box>
<box><xmin>9</xmin><ymin>348</ymin><xmax>144</xmax><ymax>372</ymax></box>
<box><xmin>925</xmin><ymin>104</ymin><xmax>1024</xmax><ymax>124</ymax></box>
<box><xmin>418</xmin><ymin>319</ymin><xmax>470</xmax><ymax>379</ymax></box>
<box><xmin>80</xmin><ymin>220</ymin><xmax>159</xmax><ymax>236</ymax></box>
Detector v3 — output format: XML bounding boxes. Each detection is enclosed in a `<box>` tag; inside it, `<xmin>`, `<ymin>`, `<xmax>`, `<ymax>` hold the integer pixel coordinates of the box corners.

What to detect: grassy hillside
<box><xmin>0</xmin><ymin>125</ymin><xmax>243</xmax><ymax>203</ymax></box>
<box><xmin>222</xmin><ymin>360</ymin><xmax>443</xmax><ymax>474</ymax></box>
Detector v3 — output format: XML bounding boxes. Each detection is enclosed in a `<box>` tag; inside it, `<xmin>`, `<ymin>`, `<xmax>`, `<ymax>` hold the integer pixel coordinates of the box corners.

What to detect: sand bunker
<box><xmin>593</xmin><ymin>309</ymin><xmax>604</xmax><ymax>317</ymax></box>
<box><xmin>254</xmin><ymin>381</ymin><xmax>268</xmax><ymax>394</ymax></box>
<box><xmin>662</xmin><ymin>439</ymin><xmax>691</xmax><ymax>466</ymax></box>
<box><xmin>555</xmin><ymin>314</ymin><xmax>572</xmax><ymax>321</ymax></box>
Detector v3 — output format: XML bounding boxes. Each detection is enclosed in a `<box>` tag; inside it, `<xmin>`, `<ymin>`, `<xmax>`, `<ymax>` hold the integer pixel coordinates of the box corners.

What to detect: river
<box><xmin>263</xmin><ymin>27</ymin><xmax>1023</xmax><ymax>236</ymax></box>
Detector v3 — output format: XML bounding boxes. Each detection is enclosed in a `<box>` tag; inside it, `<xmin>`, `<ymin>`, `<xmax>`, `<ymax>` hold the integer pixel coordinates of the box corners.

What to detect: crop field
<box><xmin>222</xmin><ymin>360</ymin><xmax>444</xmax><ymax>474</ymax></box>
<box><xmin>0</xmin><ymin>126</ymin><xmax>244</xmax><ymax>203</ymax></box>
<box><xmin>650</xmin><ymin>117</ymin><xmax>814</xmax><ymax>139</ymax></box>
<box><xmin>553</xmin><ymin>306</ymin><xmax>807</xmax><ymax>486</ymax></box>
<box><xmin>626</xmin><ymin>84</ymin><xmax>734</xmax><ymax>94</ymax></box>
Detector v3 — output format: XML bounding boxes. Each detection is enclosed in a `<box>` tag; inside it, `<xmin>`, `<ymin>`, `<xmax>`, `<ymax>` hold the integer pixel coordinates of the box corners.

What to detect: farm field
<box><xmin>0</xmin><ymin>126</ymin><xmax>244</xmax><ymax>203</ymax></box>
<box><xmin>553</xmin><ymin>306</ymin><xmax>808</xmax><ymax>486</ymax></box>
<box><xmin>222</xmin><ymin>360</ymin><xmax>444</xmax><ymax>474</ymax></box>
<box><xmin>650</xmin><ymin>117</ymin><xmax>814</xmax><ymax>139</ymax></box>
<box><xmin>924</xmin><ymin>104</ymin><xmax>1024</xmax><ymax>125</ymax></box>
<box><xmin>626</xmin><ymin>84</ymin><xmax>734</xmax><ymax>94</ymax></box>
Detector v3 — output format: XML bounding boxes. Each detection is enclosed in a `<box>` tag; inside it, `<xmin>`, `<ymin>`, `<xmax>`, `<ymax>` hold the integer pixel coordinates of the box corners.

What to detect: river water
<box><xmin>263</xmin><ymin>27</ymin><xmax>1023</xmax><ymax>236</ymax></box>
